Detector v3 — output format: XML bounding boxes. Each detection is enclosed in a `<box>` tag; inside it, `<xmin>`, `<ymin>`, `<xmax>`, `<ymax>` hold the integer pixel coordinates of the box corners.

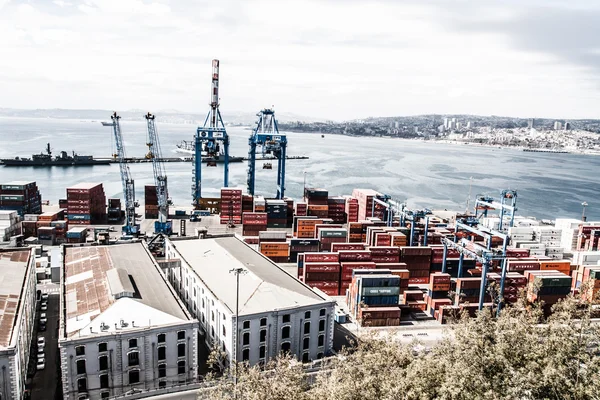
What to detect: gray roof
<box><xmin>0</xmin><ymin>251</ymin><xmax>30</xmax><ymax>348</ymax></box>
<box><xmin>172</xmin><ymin>237</ymin><xmax>329</xmax><ymax>316</ymax></box>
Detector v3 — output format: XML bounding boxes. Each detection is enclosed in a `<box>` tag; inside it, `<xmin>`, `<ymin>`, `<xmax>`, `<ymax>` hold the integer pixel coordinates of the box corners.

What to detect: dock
<box><xmin>95</xmin><ymin>155</ymin><xmax>309</xmax><ymax>164</ymax></box>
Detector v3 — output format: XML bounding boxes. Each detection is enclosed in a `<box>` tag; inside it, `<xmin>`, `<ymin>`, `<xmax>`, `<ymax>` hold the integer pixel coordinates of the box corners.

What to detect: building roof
<box><xmin>63</xmin><ymin>243</ymin><xmax>190</xmax><ymax>338</ymax></box>
<box><xmin>171</xmin><ymin>237</ymin><xmax>330</xmax><ymax>316</ymax></box>
<box><xmin>0</xmin><ymin>250</ymin><xmax>31</xmax><ymax>348</ymax></box>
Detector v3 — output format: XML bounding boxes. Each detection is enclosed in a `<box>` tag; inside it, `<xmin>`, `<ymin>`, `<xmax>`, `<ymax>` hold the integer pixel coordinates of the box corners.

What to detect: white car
<box><xmin>41</xmin><ymin>293</ymin><xmax>49</xmax><ymax>302</ymax></box>
<box><xmin>36</xmin><ymin>359</ymin><xmax>45</xmax><ymax>370</ymax></box>
<box><xmin>40</xmin><ymin>313</ymin><xmax>47</xmax><ymax>324</ymax></box>
<box><xmin>37</xmin><ymin>352</ymin><xmax>45</xmax><ymax>361</ymax></box>
<box><xmin>37</xmin><ymin>337</ymin><xmax>45</xmax><ymax>348</ymax></box>
<box><xmin>40</xmin><ymin>303</ymin><xmax>47</xmax><ymax>311</ymax></box>
<box><xmin>37</xmin><ymin>344</ymin><xmax>44</xmax><ymax>353</ymax></box>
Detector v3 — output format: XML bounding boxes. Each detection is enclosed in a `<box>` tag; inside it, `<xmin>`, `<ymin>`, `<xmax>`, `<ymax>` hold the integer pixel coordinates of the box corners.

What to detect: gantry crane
<box><xmin>145</xmin><ymin>113</ymin><xmax>172</xmax><ymax>235</ymax></box>
<box><xmin>475</xmin><ymin>189</ymin><xmax>518</xmax><ymax>231</ymax></box>
<box><xmin>192</xmin><ymin>59</ymin><xmax>230</xmax><ymax>209</ymax></box>
<box><xmin>107</xmin><ymin>112</ymin><xmax>139</xmax><ymax>236</ymax></box>
<box><xmin>247</xmin><ymin>109</ymin><xmax>287</xmax><ymax>198</ymax></box>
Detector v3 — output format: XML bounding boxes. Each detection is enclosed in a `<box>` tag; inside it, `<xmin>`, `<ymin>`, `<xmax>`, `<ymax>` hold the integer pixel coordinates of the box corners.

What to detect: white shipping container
<box><xmin>520</xmin><ymin>243</ymin><xmax>546</xmax><ymax>250</ymax></box>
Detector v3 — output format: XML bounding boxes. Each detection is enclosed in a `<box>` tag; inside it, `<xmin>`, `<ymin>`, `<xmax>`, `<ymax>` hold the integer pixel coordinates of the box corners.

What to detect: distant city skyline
<box><xmin>1</xmin><ymin>0</ymin><xmax>600</xmax><ymax>121</ymax></box>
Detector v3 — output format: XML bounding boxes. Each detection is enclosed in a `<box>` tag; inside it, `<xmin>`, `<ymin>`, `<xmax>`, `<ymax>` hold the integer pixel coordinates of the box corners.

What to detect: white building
<box><xmin>59</xmin><ymin>243</ymin><xmax>198</xmax><ymax>400</ymax></box>
<box><xmin>163</xmin><ymin>237</ymin><xmax>336</xmax><ymax>367</ymax></box>
<box><xmin>0</xmin><ymin>249</ymin><xmax>36</xmax><ymax>400</ymax></box>
<box><xmin>554</xmin><ymin>121</ymin><xmax>563</xmax><ymax>130</ymax></box>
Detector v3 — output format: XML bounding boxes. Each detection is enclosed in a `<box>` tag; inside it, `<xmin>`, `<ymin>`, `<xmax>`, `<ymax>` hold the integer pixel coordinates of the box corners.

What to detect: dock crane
<box><xmin>107</xmin><ymin>112</ymin><xmax>139</xmax><ymax>236</ymax></box>
<box><xmin>145</xmin><ymin>113</ymin><xmax>172</xmax><ymax>235</ymax></box>
<box><xmin>247</xmin><ymin>109</ymin><xmax>287</xmax><ymax>198</ymax></box>
<box><xmin>474</xmin><ymin>189</ymin><xmax>518</xmax><ymax>231</ymax></box>
<box><xmin>192</xmin><ymin>59</ymin><xmax>230</xmax><ymax>209</ymax></box>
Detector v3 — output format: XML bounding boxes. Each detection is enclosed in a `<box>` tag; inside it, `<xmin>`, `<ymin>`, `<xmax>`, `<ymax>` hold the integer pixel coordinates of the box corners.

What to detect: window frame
<box><xmin>157</xmin><ymin>346</ymin><xmax>166</xmax><ymax>361</ymax></box>
<box><xmin>157</xmin><ymin>333</ymin><xmax>166</xmax><ymax>343</ymax></box>
<box><xmin>282</xmin><ymin>326</ymin><xmax>290</xmax><ymax>339</ymax></box>
<box><xmin>128</xmin><ymin>369</ymin><xmax>140</xmax><ymax>385</ymax></box>
<box><xmin>128</xmin><ymin>338</ymin><xmax>138</xmax><ymax>349</ymax></box>
<box><xmin>98</xmin><ymin>342</ymin><xmax>108</xmax><ymax>353</ymax></box>
<box><xmin>75</xmin><ymin>345</ymin><xmax>85</xmax><ymax>356</ymax></box>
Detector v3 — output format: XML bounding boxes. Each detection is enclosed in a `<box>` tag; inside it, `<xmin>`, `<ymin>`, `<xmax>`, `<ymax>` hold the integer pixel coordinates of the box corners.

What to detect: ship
<box><xmin>0</xmin><ymin>143</ymin><xmax>111</xmax><ymax>166</ymax></box>
<box><xmin>522</xmin><ymin>148</ymin><xmax>570</xmax><ymax>154</ymax></box>
<box><xmin>175</xmin><ymin>140</ymin><xmax>244</xmax><ymax>163</ymax></box>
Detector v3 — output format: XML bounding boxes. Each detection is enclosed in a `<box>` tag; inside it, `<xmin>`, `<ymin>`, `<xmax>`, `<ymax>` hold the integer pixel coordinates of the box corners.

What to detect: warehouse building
<box><xmin>59</xmin><ymin>243</ymin><xmax>198</xmax><ymax>400</ymax></box>
<box><xmin>163</xmin><ymin>236</ymin><xmax>336</xmax><ymax>367</ymax></box>
<box><xmin>0</xmin><ymin>249</ymin><xmax>36</xmax><ymax>400</ymax></box>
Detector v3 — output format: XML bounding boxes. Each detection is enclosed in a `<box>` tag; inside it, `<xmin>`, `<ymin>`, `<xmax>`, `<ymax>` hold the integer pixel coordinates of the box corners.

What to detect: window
<box><xmin>211</xmin><ymin>326</ymin><xmax>215</xmax><ymax>338</ymax></box>
<box><xmin>77</xmin><ymin>377</ymin><xmax>87</xmax><ymax>393</ymax></box>
<box><xmin>318</xmin><ymin>334</ymin><xmax>324</xmax><ymax>347</ymax></box>
<box><xmin>201</xmin><ymin>313</ymin><xmax>205</xmax><ymax>323</ymax></box>
<box><xmin>260</xmin><ymin>329</ymin><xmax>266</xmax><ymax>343</ymax></box>
<box><xmin>158</xmin><ymin>364</ymin><xmax>166</xmax><ymax>378</ymax></box>
<box><xmin>178</xmin><ymin>361</ymin><xmax>186</xmax><ymax>374</ymax></box>
<box><xmin>211</xmin><ymin>299</ymin><xmax>214</xmax><ymax>306</ymax></box>
<box><xmin>303</xmin><ymin>337</ymin><xmax>310</xmax><ymax>350</ymax></box>
<box><xmin>282</xmin><ymin>326</ymin><xmax>290</xmax><ymax>339</ymax></box>
<box><xmin>223</xmin><ymin>313</ymin><xmax>226</xmax><ymax>321</ymax></box>
<box><xmin>129</xmin><ymin>338</ymin><xmax>138</xmax><ymax>349</ymax></box>
<box><xmin>193</xmin><ymin>302</ymin><xmax>197</xmax><ymax>312</ymax></box>
<box><xmin>101</xmin><ymin>392</ymin><xmax>110</xmax><ymax>399</ymax></box>
<box><xmin>260</xmin><ymin>317</ymin><xmax>267</xmax><ymax>327</ymax></box>
<box><xmin>75</xmin><ymin>346</ymin><xmax>85</xmax><ymax>356</ymax></box>
<box><xmin>319</xmin><ymin>320</ymin><xmax>325</xmax><ymax>332</ymax></box>
<box><xmin>159</xmin><ymin>381</ymin><xmax>166</xmax><ymax>388</ymax></box>
<box><xmin>100</xmin><ymin>374</ymin><xmax>109</xmax><ymax>389</ymax></box>
<box><xmin>302</xmin><ymin>352</ymin><xmax>310</xmax><ymax>363</ymax></box>
<box><xmin>76</xmin><ymin>359</ymin><xmax>86</xmax><ymax>375</ymax></box>
<box><xmin>305</xmin><ymin>311</ymin><xmax>311</xmax><ymax>319</ymax></box>
<box><xmin>259</xmin><ymin>345</ymin><xmax>266</xmax><ymax>359</ymax></box>
<box><xmin>243</xmin><ymin>320</ymin><xmax>250</xmax><ymax>330</ymax></box>
<box><xmin>158</xmin><ymin>346</ymin><xmax>166</xmax><ymax>361</ymax></box>
<box><xmin>304</xmin><ymin>321</ymin><xmax>311</xmax><ymax>335</ymax></box>
<box><xmin>128</xmin><ymin>351</ymin><xmax>139</xmax><ymax>367</ymax></box>
<box><xmin>178</xmin><ymin>343</ymin><xmax>186</xmax><ymax>358</ymax></box>
<box><xmin>320</xmin><ymin>308</ymin><xmax>326</xmax><ymax>317</ymax></box>
<box><xmin>177</xmin><ymin>331</ymin><xmax>185</xmax><ymax>340</ymax></box>
<box><xmin>211</xmin><ymin>311</ymin><xmax>214</xmax><ymax>321</ymax></box>
<box><xmin>222</xmin><ymin>325</ymin><xmax>227</xmax><ymax>337</ymax></box>
<box><xmin>158</xmin><ymin>333</ymin><xmax>166</xmax><ymax>343</ymax></box>
<box><xmin>283</xmin><ymin>314</ymin><xmax>290</xmax><ymax>323</ymax></box>
<box><xmin>281</xmin><ymin>342</ymin><xmax>291</xmax><ymax>353</ymax></box>
<box><xmin>243</xmin><ymin>332</ymin><xmax>250</xmax><ymax>346</ymax></box>
<box><xmin>98</xmin><ymin>343</ymin><xmax>107</xmax><ymax>352</ymax></box>
<box><xmin>129</xmin><ymin>370</ymin><xmax>140</xmax><ymax>384</ymax></box>
<box><xmin>202</xmin><ymin>298</ymin><xmax>205</xmax><ymax>308</ymax></box>
<box><xmin>193</xmin><ymin>287</ymin><xmax>196</xmax><ymax>297</ymax></box>
<box><xmin>99</xmin><ymin>355</ymin><xmax>108</xmax><ymax>371</ymax></box>
<box><xmin>202</xmin><ymin>288</ymin><xmax>204</xmax><ymax>294</ymax></box>
<box><xmin>242</xmin><ymin>349</ymin><xmax>250</xmax><ymax>361</ymax></box>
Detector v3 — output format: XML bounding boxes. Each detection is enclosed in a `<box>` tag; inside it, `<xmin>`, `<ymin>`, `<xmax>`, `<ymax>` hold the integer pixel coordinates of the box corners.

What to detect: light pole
<box><xmin>303</xmin><ymin>171</ymin><xmax>307</xmax><ymax>196</ymax></box>
<box><xmin>229</xmin><ymin>267</ymin><xmax>247</xmax><ymax>398</ymax></box>
<box><xmin>582</xmin><ymin>202</ymin><xmax>588</xmax><ymax>222</ymax></box>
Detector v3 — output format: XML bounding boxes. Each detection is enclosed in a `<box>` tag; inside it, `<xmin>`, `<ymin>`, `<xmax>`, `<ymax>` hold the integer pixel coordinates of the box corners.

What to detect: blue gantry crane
<box><xmin>246</xmin><ymin>109</ymin><xmax>287</xmax><ymax>198</ymax></box>
<box><xmin>145</xmin><ymin>113</ymin><xmax>172</xmax><ymax>235</ymax></box>
<box><xmin>192</xmin><ymin>59</ymin><xmax>230</xmax><ymax>209</ymax></box>
<box><xmin>107</xmin><ymin>112</ymin><xmax>139</xmax><ymax>236</ymax></box>
<box><xmin>475</xmin><ymin>189</ymin><xmax>518</xmax><ymax>231</ymax></box>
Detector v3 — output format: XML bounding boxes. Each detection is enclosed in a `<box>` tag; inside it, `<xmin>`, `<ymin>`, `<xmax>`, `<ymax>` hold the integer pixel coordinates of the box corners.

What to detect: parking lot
<box><xmin>28</xmin><ymin>286</ymin><xmax>61</xmax><ymax>400</ymax></box>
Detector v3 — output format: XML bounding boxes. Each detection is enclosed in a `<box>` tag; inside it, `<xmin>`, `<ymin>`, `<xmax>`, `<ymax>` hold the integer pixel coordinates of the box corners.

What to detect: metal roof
<box><xmin>0</xmin><ymin>250</ymin><xmax>30</xmax><ymax>348</ymax></box>
<box><xmin>64</xmin><ymin>243</ymin><xmax>190</xmax><ymax>338</ymax></box>
<box><xmin>171</xmin><ymin>237</ymin><xmax>330</xmax><ymax>316</ymax></box>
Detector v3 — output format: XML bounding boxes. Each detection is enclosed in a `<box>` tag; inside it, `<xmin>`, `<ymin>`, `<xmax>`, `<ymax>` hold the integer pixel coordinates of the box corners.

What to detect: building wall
<box><xmin>0</xmin><ymin>250</ymin><xmax>36</xmax><ymax>400</ymax></box>
<box><xmin>59</xmin><ymin>323</ymin><xmax>198</xmax><ymax>400</ymax></box>
<box><xmin>164</xmin><ymin>240</ymin><xmax>335</xmax><ymax>367</ymax></box>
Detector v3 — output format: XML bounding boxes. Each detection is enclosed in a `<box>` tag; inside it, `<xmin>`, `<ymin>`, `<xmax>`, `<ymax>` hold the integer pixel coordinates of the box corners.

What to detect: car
<box><xmin>37</xmin><ymin>352</ymin><xmax>44</xmax><ymax>361</ymax></box>
<box><xmin>39</xmin><ymin>313</ymin><xmax>47</xmax><ymax>324</ymax></box>
<box><xmin>41</xmin><ymin>293</ymin><xmax>48</xmax><ymax>302</ymax></box>
<box><xmin>37</xmin><ymin>337</ymin><xmax>45</xmax><ymax>347</ymax></box>
<box><xmin>37</xmin><ymin>344</ymin><xmax>44</xmax><ymax>353</ymax></box>
<box><xmin>38</xmin><ymin>323</ymin><xmax>46</xmax><ymax>332</ymax></box>
<box><xmin>36</xmin><ymin>359</ymin><xmax>45</xmax><ymax>370</ymax></box>
<box><xmin>40</xmin><ymin>303</ymin><xmax>47</xmax><ymax>311</ymax></box>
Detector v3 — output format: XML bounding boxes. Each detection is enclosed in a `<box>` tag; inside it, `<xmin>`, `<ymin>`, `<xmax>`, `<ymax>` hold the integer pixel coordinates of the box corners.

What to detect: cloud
<box><xmin>53</xmin><ymin>0</ymin><xmax>72</xmax><ymax>7</ymax></box>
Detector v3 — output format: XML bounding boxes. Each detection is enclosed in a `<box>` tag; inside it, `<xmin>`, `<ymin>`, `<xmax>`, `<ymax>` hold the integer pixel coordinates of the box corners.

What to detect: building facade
<box><xmin>59</xmin><ymin>243</ymin><xmax>199</xmax><ymax>400</ymax></box>
<box><xmin>0</xmin><ymin>249</ymin><xmax>36</xmax><ymax>400</ymax></box>
<box><xmin>163</xmin><ymin>236</ymin><xmax>336</xmax><ymax>367</ymax></box>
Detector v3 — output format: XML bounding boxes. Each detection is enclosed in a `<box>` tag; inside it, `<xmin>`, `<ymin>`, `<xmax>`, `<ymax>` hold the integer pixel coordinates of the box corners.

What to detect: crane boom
<box><xmin>109</xmin><ymin>112</ymin><xmax>139</xmax><ymax>235</ymax></box>
<box><xmin>145</xmin><ymin>113</ymin><xmax>171</xmax><ymax>234</ymax></box>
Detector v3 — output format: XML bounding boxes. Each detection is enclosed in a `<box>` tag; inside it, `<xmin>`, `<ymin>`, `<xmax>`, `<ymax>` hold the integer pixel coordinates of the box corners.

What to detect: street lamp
<box><xmin>303</xmin><ymin>171</ymin><xmax>307</xmax><ymax>196</ymax></box>
<box><xmin>229</xmin><ymin>267</ymin><xmax>247</xmax><ymax>398</ymax></box>
<box><xmin>582</xmin><ymin>202</ymin><xmax>588</xmax><ymax>222</ymax></box>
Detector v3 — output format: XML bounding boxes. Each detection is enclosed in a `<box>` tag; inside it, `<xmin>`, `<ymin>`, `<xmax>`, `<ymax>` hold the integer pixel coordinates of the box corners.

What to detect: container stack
<box><xmin>266</xmin><ymin>199</ymin><xmax>287</xmax><ymax>228</ymax></box>
<box><xmin>259</xmin><ymin>242</ymin><xmax>289</xmax><ymax>263</ymax></box>
<box><xmin>58</xmin><ymin>199</ymin><xmax>68</xmax><ymax>209</ymax></box>
<box><xmin>576</xmin><ymin>224</ymin><xmax>600</xmax><ymax>251</ymax></box>
<box><xmin>345</xmin><ymin>197</ymin><xmax>359</xmax><ymax>223</ymax></box>
<box><xmin>283</xmin><ymin>198</ymin><xmax>295</xmax><ymax>228</ymax></box>
<box><xmin>66</xmin><ymin>227</ymin><xmax>88</xmax><ymax>244</ymax></box>
<box><xmin>332</xmin><ymin>243</ymin><xmax>366</xmax><ymax>252</ymax></box>
<box><xmin>507</xmin><ymin>259</ymin><xmax>541</xmax><ymax>273</ymax></box>
<box><xmin>0</xmin><ymin>210</ymin><xmax>21</xmax><ymax>241</ymax></box>
<box><xmin>253</xmin><ymin>196</ymin><xmax>266</xmax><ymax>212</ymax></box>
<box><xmin>526</xmin><ymin>270</ymin><xmax>572</xmax><ymax>309</ymax></box>
<box><xmin>295</xmin><ymin>218</ymin><xmax>323</xmax><ymax>239</ymax></box>
<box><xmin>0</xmin><ymin>181</ymin><xmax>42</xmax><ymax>216</ymax></box>
<box><xmin>37</xmin><ymin>227</ymin><xmax>56</xmax><ymax>245</ymax></box>
<box><xmin>369</xmin><ymin>246</ymin><xmax>401</xmax><ymax>264</ymax></box>
<box><xmin>22</xmin><ymin>214</ymin><xmax>38</xmax><ymax>238</ymax></box>
<box><xmin>242</xmin><ymin>212</ymin><xmax>268</xmax><ymax>237</ymax></box>
<box><xmin>348</xmin><ymin>222</ymin><xmax>364</xmax><ymax>243</ymax></box>
<box><xmin>258</xmin><ymin>231</ymin><xmax>287</xmax><ymax>243</ymax></box>
<box><xmin>289</xmin><ymin>239</ymin><xmax>320</xmax><ymax>263</ymax></box>
<box><xmin>340</xmin><ymin>261</ymin><xmax>376</xmax><ymax>296</ymax></box>
<box><xmin>107</xmin><ymin>198</ymin><xmax>122</xmax><ymax>223</ymax></box>
<box><xmin>487</xmin><ymin>272</ymin><xmax>527</xmax><ymax>304</ymax></box>
<box><xmin>303</xmin><ymin>252</ymin><xmax>340</xmax><ymax>296</ymax></box>
<box><xmin>575</xmin><ymin>265</ymin><xmax>600</xmax><ymax>302</ymax></box>
<box><xmin>220</xmin><ymin>188</ymin><xmax>243</xmax><ymax>225</ymax></box>
<box><xmin>533</xmin><ymin>226</ymin><xmax>564</xmax><ymax>259</ymax></box>
<box><xmin>318</xmin><ymin>227</ymin><xmax>348</xmax><ymax>251</ymax></box>
<box><xmin>401</xmin><ymin>247</ymin><xmax>432</xmax><ymax>284</ymax></box>
<box><xmin>401</xmin><ymin>289</ymin><xmax>427</xmax><ymax>312</ymax></box>
<box><xmin>327</xmin><ymin>196</ymin><xmax>346</xmax><ymax>223</ymax></box>
<box><xmin>352</xmin><ymin>189</ymin><xmax>386</xmax><ymax>220</ymax></box>
<box><xmin>348</xmin><ymin>271</ymin><xmax>401</xmax><ymax>325</ymax></box>
<box><xmin>145</xmin><ymin>185</ymin><xmax>158</xmax><ymax>219</ymax></box>
<box><xmin>304</xmin><ymin>188</ymin><xmax>329</xmax><ymax>218</ymax></box>
<box><xmin>66</xmin><ymin>183</ymin><xmax>106</xmax><ymax>225</ymax></box>
<box><xmin>426</xmin><ymin>272</ymin><xmax>452</xmax><ymax>316</ymax></box>
<box><xmin>356</xmin><ymin>306</ymin><xmax>401</xmax><ymax>327</ymax></box>
<box><xmin>242</xmin><ymin>194</ymin><xmax>254</xmax><ymax>213</ymax></box>
<box><xmin>295</xmin><ymin>201</ymin><xmax>307</xmax><ymax>217</ymax></box>
<box><xmin>455</xmin><ymin>277</ymin><xmax>489</xmax><ymax>305</ymax></box>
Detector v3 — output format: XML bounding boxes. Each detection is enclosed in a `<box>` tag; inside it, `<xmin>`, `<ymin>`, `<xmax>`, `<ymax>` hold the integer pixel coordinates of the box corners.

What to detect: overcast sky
<box><xmin>1</xmin><ymin>0</ymin><xmax>600</xmax><ymax>121</ymax></box>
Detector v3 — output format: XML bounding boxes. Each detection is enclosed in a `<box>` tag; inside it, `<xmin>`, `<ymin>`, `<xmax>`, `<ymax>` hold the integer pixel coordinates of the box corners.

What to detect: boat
<box><xmin>0</xmin><ymin>143</ymin><xmax>111</xmax><ymax>167</ymax></box>
<box><xmin>321</xmin><ymin>134</ymin><xmax>325</xmax><ymax>138</ymax></box>
<box><xmin>263</xmin><ymin>162</ymin><xmax>272</xmax><ymax>169</ymax></box>
<box><xmin>523</xmin><ymin>148</ymin><xmax>570</xmax><ymax>154</ymax></box>
<box><xmin>174</xmin><ymin>140</ymin><xmax>244</xmax><ymax>163</ymax></box>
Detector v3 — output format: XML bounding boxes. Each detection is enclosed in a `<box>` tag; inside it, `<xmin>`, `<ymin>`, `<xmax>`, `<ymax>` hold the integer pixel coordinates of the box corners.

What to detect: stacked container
<box><xmin>525</xmin><ymin>270</ymin><xmax>572</xmax><ymax>309</ymax></box>
<box><xmin>66</xmin><ymin>183</ymin><xmax>106</xmax><ymax>225</ymax></box>
<box><xmin>576</xmin><ymin>225</ymin><xmax>600</xmax><ymax>251</ymax></box>
<box><xmin>37</xmin><ymin>227</ymin><xmax>56</xmax><ymax>245</ymax></box>
<box><xmin>253</xmin><ymin>196</ymin><xmax>266</xmax><ymax>212</ymax></box>
<box><xmin>66</xmin><ymin>227</ymin><xmax>88</xmax><ymax>243</ymax></box>
<box><xmin>327</xmin><ymin>196</ymin><xmax>346</xmax><ymax>223</ymax></box>
<box><xmin>266</xmin><ymin>199</ymin><xmax>287</xmax><ymax>228</ymax></box>
<box><xmin>575</xmin><ymin>265</ymin><xmax>600</xmax><ymax>302</ymax></box>
<box><xmin>289</xmin><ymin>239</ymin><xmax>320</xmax><ymax>263</ymax></box>
<box><xmin>0</xmin><ymin>210</ymin><xmax>21</xmax><ymax>241</ymax></box>
<box><xmin>259</xmin><ymin>242</ymin><xmax>289</xmax><ymax>263</ymax></box>
<box><xmin>303</xmin><ymin>252</ymin><xmax>340</xmax><ymax>296</ymax></box>
<box><xmin>332</xmin><ymin>243</ymin><xmax>366</xmax><ymax>252</ymax></box>
<box><xmin>352</xmin><ymin>189</ymin><xmax>386</xmax><ymax>220</ymax></box>
<box><xmin>487</xmin><ymin>272</ymin><xmax>527</xmax><ymax>304</ymax></box>
<box><xmin>242</xmin><ymin>212</ymin><xmax>268</xmax><ymax>237</ymax></box>
<box><xmin>318</xmin><ymin>227</ymin><xmax>348</xmax><ymax>251</ymax></box>
<box><xmin>348</xmin><ymin>270</ymin><xmax>401</xmax><ymax>325</ymax></box>
<box><xmin>345</xmin><ymin>197</ymin><xmax>359</xmax><ymax>223</ymax></box>
<box><xmin>107</xmin><ymin>198</ymin><xmax>122</xmax><ymax>223</ymax></box>
<box><xmin>145</xmin><ymin>185</ymin><xmax>158</xmax><ymax>219</ymax></box>
<box><xmin>295</xmin><ymin>202</ymin><xmax>307</xmax><ymax>216</ymax></box>
<box><xmin>340</xmin><ymin>261</ymin><xmax>376</xmax><ymax>295</ymax></box>
<box><xmin>0</xmin><ymin>181</ymin><xmax>42</xmax><ymax>216</ymax></box>
<box><xmin>220</xmin><ymin>188</ymin><xmax>243</xmax><ymax>225</ymax></box>
<box><xmin>455</xmin><ymin>277</ymin><xmax>489</xmax><ymax>304</ymax></box>
<box><xmin>401</xmin><ymin>289</ymin><xmax>426</xmax><ymax>311</ymax></box>
<box><xmin>401</xmin><ymin>246</ymin><xmax>432</xmax><ymax>284</ymax></box>
<box><xmin>295</xmin><ymin>218</ymin><xmax>323</xmax><ymax>238</ymax></box>
<box><xmin>242</xmin><ymin>194</ymin><xmax>254</xmax><ymax>213</ymax></box>
<box><xmin>304</xmin><ymin>188</ymin><xmax>329</xmax><ymax>218</ymax></box>
<box><xmin>22</xmin><ymin>214</ymin><xmax>38</xmax><ymax>238</ymax></box>
<box><xmin>369</xmin><ymin>246</ymin><xmax>401</xmax><ymax>264</ymax></box>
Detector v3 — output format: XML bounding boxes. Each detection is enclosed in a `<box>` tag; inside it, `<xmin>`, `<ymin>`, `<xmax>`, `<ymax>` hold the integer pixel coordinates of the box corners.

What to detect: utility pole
<box><xmin>582</xmin><ymin>202</ymin><xmax>588</xmax><ymax>222</ymax></box>
<box><xmin>229</xmin><ymin>267</ymin><xmax>247</xmax><ymax>398</ymax></box>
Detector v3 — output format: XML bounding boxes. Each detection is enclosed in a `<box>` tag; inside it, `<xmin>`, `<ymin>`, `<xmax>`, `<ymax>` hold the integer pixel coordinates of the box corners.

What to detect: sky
<box><xmin>1</xmin><ymin>0</ymin><xmax>600</xmax><ymax>121</ymax></box>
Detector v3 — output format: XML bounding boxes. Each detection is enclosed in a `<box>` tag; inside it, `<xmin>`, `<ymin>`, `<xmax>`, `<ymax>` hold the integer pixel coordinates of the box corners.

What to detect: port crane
<box><xmin>474</xmin><ymin>189</ymin><xmax>518</xmax><ymax>231</ymax></box>
<box><xmin>192</xmin><ymin>59</ymin><xmax>230</xmax><ymax>209</ymax></box>
<box><xmin>145</xmin><ymin>113</ymin><xmax>172</xmax><ymax>235</ymax></box>
<box><xmin>247</xmin><ymin>109</ymin><xmax>287</xmax><ymax>198</ymax></box>
<box><xmin>107</xmin><ymin>112</ymin><xmax>139</xmax><ymax>236</ymax></box>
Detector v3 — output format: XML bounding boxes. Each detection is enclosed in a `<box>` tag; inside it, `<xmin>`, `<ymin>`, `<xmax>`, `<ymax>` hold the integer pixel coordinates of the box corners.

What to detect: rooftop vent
<box><xmin>106</xmin><ymin>268</ymin><xmax>135</xmax><ymax>299</ymax></box>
